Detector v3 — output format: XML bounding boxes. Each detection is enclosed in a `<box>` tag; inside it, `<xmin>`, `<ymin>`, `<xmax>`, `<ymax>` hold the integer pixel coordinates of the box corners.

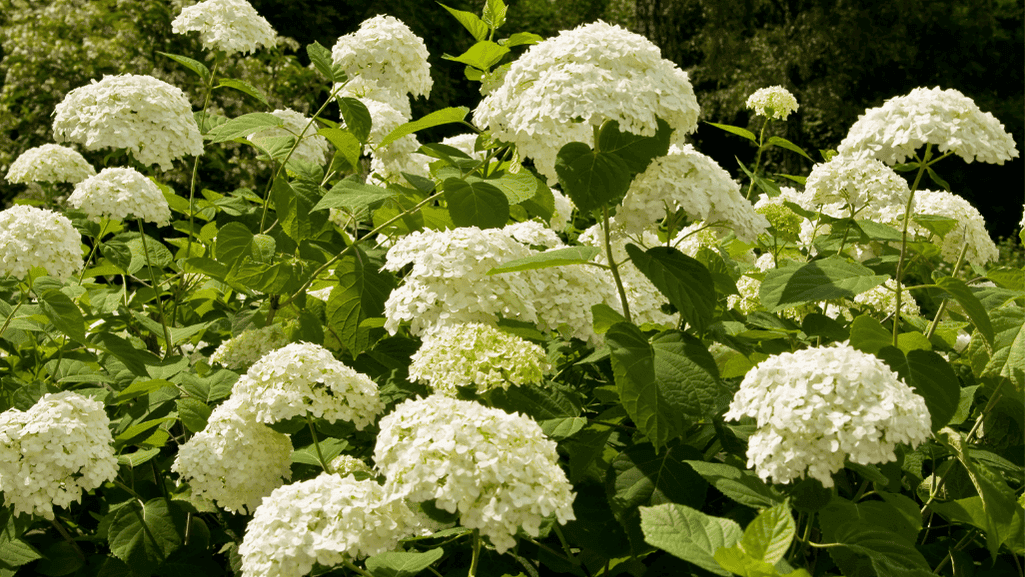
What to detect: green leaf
<box><xmin>292</xmin><ymin>437</ymin><xmax>348</xmax><ymax>466</ymax></box>
<box><xmin>607</xmin><ymin>441</ymin><xmax>706</xmax><ymax>555</ymax></box>
<box><xmin>205</xmin><ymin>112</ymin><xmax>282</xmax><ymax>143</ymax></box>
<box><xmin>925</xmin><ymin>166</ymin><xmax>950</xmax><ymax>190</ymax></box>
<box><xmin>487</xmin><ymin>382</ymin><xmax>581</xmax><ymax>423</ymax></box>
<box><xmin>157</xmin><ymin>52</ymin><xmax>209</xmax><ymax>80</ymax></box>
<box><xmin>214</xmin><ymin>222</ymin><xmax>260</xmax><ymax>269</ymax></box>
<box><xmin>318</xmin><ymin>127</ymin><xmax>363</xmax><ymax>171</ymax></box>
<box><xmin>272</xmin><ymin>176</ymin><xmax>327</xmax><ymax>243</ymax></box>
<box><xmin>555</xmin><ymin>142</ymin><xmax>632</xmax><ymax>213</ymax></box>
<box><xmin>819</xmin><ymin>497</ymin><xmax>933</xmax><ymax>577</ymax></box>
<box><xmin>983</xmin><ymin>306</ymin><xmax>1024</xmax><ymax>390</ymax></box>
<box><xmin>90</xmin><ymin>332</ymin><xmax>160</xmax><ymax>377</ymax></box>
<box><xmin>875</xmin><ymin>348</ymin><xmax>959</xmax><ymax>432</ymax></box>
<box><xmin>338</xmin><ymin>97</ymin><xmax>372</xmax><ymax>144</ymax></box>
<box><xmin>696</xmin><ymin>247</ymin><xmax>740</xmax><ymax>296</ymax></box>
<box><xmin>683</xmin><ymin>461</ymin><xmax>784</xmax><ymax>509</ymax></box>
<box><xmin>37</xmin><ymin>288</ymin><xmax>86</xmax><ymax>344</ymax></box>
<box><xmin>930</xmin><ymin>496</ymin><xmax>1025</xmax><ymax>555</ymax></box>
<box><xmin>865</xmin><ymin>492</ymin><xmax>923</xmax><ymax>543</ymax></box>
<box><xmin>101</xmin><ymin>240</ymin><xmax>133</xmax><ymax>273</ymax></box>
<box><xmin>651</xmin><ymin>330</ymin><xmax>724</xmax><ymax>418</ymax></box>
<box><xmin>591</xmin><ymin>303</ymin><xmax>627</xmax><ymax>335</ymax></box>
<box><xmin>307</xmin><ymin>41</ymin><xmax>347</xmax><ymax>82</ymax></box>
<box><xmin>849</xmin><ymin>315</ymin><xmax>892</xmax><ymax>355</ymax></box>
<box><xmin>313</xmin><ymin>178</ymin><xmax>397</xmax><ymax>215</ymax></box>
<box><xmin>379</xmin><ymin>107</ymin><xmax>470</xmax><ymax>149</ymax></box>
<box><xmin>640</xmin><ymin>503</ymin><xmax>742</xmax><ymax>576</ymax></box>
<box><xmin>176</xmin><ymin>398</ymin><xmax>211</xmax><ymax>434</ymax></box>
<box><xmin>606</xmin><ymin>322</ymin><xmax>677</xmax><ymax>451</ymax></box>
<box><xmin>501</xmin><ymin>31</ymin><xmax>542</xmax><ymax>47</ymax></box>
<box><xmin>596</xmin><ymin>118</ymin><xmax>672</xmax><ymax>174</ymax></box>
<box><xmin>855</xmin><ymin>219</ymin><xmax>903</xmax><ymax>242</ymax></box>
<box><xmin>107</xmin><ymin>499</ymin><xmax>183</xmax><ymax>575</ymax></box>
<box><xmin>485</xmin><ymin>170</ymin><xmax>546</xmax><ymax>205</ymax></box>
<box><xmin>483</xmin><ymin>0</ymin><xmax>507</xmax><ymax>28</ymax></box>
<box><xmin>738</xmin><ymin>504</ymin><xmax>795</xmax><ymax>565</ymax></box>
<box><xmin>626</xmin><ymin>245</ymin><xmax>716</xmax><ymax>334</ymax></box>
<box><xmin>935</xmin><ymin>276</ymin><xmax>994</xmax><ymax>349</ymax></box>
<box><xmin>215</xmin><ymin>78</ymin><xmax>269</xmax><ymax>107</ymax></box>
<box><xmin>706</xmin><ymin>122</ymin><xmax>757</xmax><ymax>143</ymax></box>
<box><xmin>326</xmin><ymin>247</ymin><xmax>395</xmax><ymax>355</ymax></box>
<box><xmin>365</xmin><ymin>548</ymin><xmax>445</xmax><ymax>577</ymax></box>
<box><xmin>759</xmin><ymin>256</ymin><xmax>888</xmax><ymax>312</ymax></box>
<box><xmin>117</xmin><ymin>447</ymin><xmax>160</xmax><ymax>467</ymax></box>
<box><xmin>766</xmin><ymin>136</ymin><xmax>812</xmax><ymax>160</ymax></box>
<box><xmin>443</xmin><ymin>41</ymin><xmax>509</xmax><ymax>71</ymax></box>
<box><xmin>443</xmin><ymin>178</ymin><xmax>509</xmax><ymax>228</ymax></box>
<box><xmin>439</xmin><ymin>3</ymin><xmax>488</xmax><ymax>40</ymax></box>
<box><xmin>0</xmin><ymin>539</ymin><xmax>42</xmax><ymax>568</ymax></box>
<box><xmin>487</xmin><ymin>246</ymin><xmax>600</xmax><ymax>275</ymax></box>
<box><xmin>912</xmin><ymin>214</ymin><xmax>958</xmax><ymax>239</ymax></box>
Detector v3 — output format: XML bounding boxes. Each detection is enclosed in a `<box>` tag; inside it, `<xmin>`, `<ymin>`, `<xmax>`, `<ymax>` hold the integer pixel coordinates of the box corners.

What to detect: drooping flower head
<box><xmin>838</xmin><ymin>87</ymin><xmax>1019</xmax><ymax>165</ymax></box>
<box><xmin>68</xmin><ymin>167</ymin><xmax>172</xmax><ymax>226</ymax></box>
<box><xmin>613</xmin><ymin>144</ymin><xmax>769</xmax><ymax>242</ymax></box>
<box><xmin>724</xmin><ymin>343</ymin><xmax>931</xmax><ymax>487</ymax></box>
<box><xmin>172</xmin><ymin>397</ymin><xmax>293</xmax><ymax>514</ymax></box>
<box><xmin>0</xmin><ymin>205</ymin><xmax>82</xmax><ymax>280</ymax></box>
<box><xmin>409</xmin><ymin>323</ymin><xmax>550</xmax><ymax>395</ymax></box>
<box><xmin>231</xmin><ymin>342</ymin><xmax>384</xmax><ymax>428</ymax></box>
<box><xmin>53</xmin><ymin>74</ymin><xmax>204</xmax><ymax>171</ymax></box>
<box><xmin>5</xmin><ymin>144</ymin><xmax>95</xmax><ymax>184</ymax></box>
<box><xmin>248</xmin><ymin>108</ymin><xmax>331</xmax><ymax>167</ymax></box>
<box><xmin>375</xmin><ymin>395</ymin><xmax>576</xmax><ymax>553</ymax></box>
<box><xmin>911</xmin><ymin>190</ymin><xmax>999</xmax><ymax>267</ymax></box>
<box><xmin>331</xmin><ymin>15</ymin><xmax>433</xmax><ymax>99</ymax></box>
<box><xmin>746</xmin><ymin>86</ymin><xmax>799</xmax><ymax>120</ymax></box>
<box><xmin>0</xmin><ymin>392</ymin><xmax>118</xmax><ymax>519</ymax></box>
<box><xmin>172</xmin><ymin>0</ymin><xmax>276</xmax><ymax>55</ymax></box>
<box><xmin>803</xmin><ymin>154</ymin><xmax>911</xmax><ymax>223</ymax></box>
<box><xmin>474</xmin><ymin>21</ymin><xmax>700</xmax><ymax>181</ymax></box>
<box><xmin>210</xmin><ymin>323</ymin><xmax>290</xmax><ymax>371</ymax></box>
<box><xmin>239</xmin><ymin>474</ymin><xmax>418</xmax><ymax>577</ymax></box>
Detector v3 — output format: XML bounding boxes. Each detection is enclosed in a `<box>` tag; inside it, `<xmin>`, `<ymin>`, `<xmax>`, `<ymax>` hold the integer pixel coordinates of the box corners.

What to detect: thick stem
<box><xmin>307</xmin><ymin>418</ymin><xmax>332</xmax><ymax>474</ymax></box>
<box><xmin>469</xmin><ymin>529</ymin><xmax>482</xmax><ymax>577</ymax></box>
<box><xmin>603</xmin><ymin>205</ymin><xmax>632</xmax><ymax>323</ymax></box>
<box><xmin>892</xmin><ymin>145</ymin><xmax>932</xmax><ymax>347</ymax></box>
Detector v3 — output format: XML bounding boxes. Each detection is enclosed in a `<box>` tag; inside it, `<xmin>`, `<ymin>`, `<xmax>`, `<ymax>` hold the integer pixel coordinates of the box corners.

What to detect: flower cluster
<box><xmin>362</xmin><ymin>99</ymin><xmax>430</xmax><ymax>182</ymax></box>
<box><xmin>803</xmin><ymin>155</ymin><xmax>910</xmax><ymax>223</ymax></box>
<box><xmin>753</xmin><ymin>194</ymin><xmax>803</xmax><ymax>242</ymax></box>
<box><xmin>375</xmin><ymin>395</ymin><xmax>576</xmax><ymax>553</ymax></box>
<box><xmin>331</xmin><ymin>15</ymin><xmax>433</xmax><ymax>99</ymax></box>
<box><xmin>746</xmin><ymin>86</ymin><xmax>799</xmax><ymax>120</ymax></box>
<box><xmin>231</xmin><ymin>342</ymin><xmax>384</xmax><ymax>428</ymax></box>
<box><xmin>911</xmin><ymin>190</ymin><xmax>999</xmax><ymax>267</ymax></box>
<box><xmin>172</xmin><ymin>397</ymin><xmax>293</xmax><ymax>514</ymax></box>
<box><xmin>5</xmin><ymin>144</ymin><xmax>95</xmax><ymax>184</ymax></box>
<box><xmin>409</xmin><ymin>323</ymin><xmax>550</xmax><ymax>395</ymax></box>
<box><xmin>0</xmin><ymin>205</ymin><xmax>82</xmax><ymax>280</ymax></box>
<box><xmin>248</xmin><ymin>109</ymin><xmax>330</xmax><ymax>167</ymax></box>
<box><xmin>171</xmin><ymin>0</ymin><xmax>277</xmax><ymax>55</ymax></box>
<box><xmin>724</xmin><ymin>343</ymin><xmax>931</xmax><ymax>487</ymax></box>
<box><xmin>0</xmin><ymin>392</ymin><xmax>118</xmax><ymax>520</ymax></box>
<box><xmin>239</xmin><ymin>473</ymin><xmax>418</xmax><ymax>577</ymax></box>
<box><xmin>68</xmin><ymin>167</ymin><xmax>172</xmax><ymax>226</ymax></box>
<box><xmin>613</xmin><ymin>145</ymin><xmax>769</xmax><ymax>242</ymax></box>
<box><xmin>210</xmin><ymin>324</ymin><xmax>290</xmax><ymax>370</ymax></box>
<box><xmin>838</xmin><ymin>87</ymin><xmax>1019</xmax><ymax>165</ymax></box>
<box><xmin>53</xmin><ymin>74</ymin><xmax>204</xmax><ymax>171</ymax></box>
<box><xmin>474</xmin><ymin>21</ymin><xmax>700</xmax><ymax>181</ymax></box>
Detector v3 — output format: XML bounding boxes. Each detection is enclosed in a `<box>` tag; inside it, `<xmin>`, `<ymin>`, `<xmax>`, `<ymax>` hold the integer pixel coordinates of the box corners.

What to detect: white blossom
<box><xmin>0</xmin><ymin>392</ymin><xmax>117</xmax><ymax>520</ymax></box>
<box><xmin>53</xmin><ymin>74</ymin><xmax>204</xmax><ymax>171</ymax></box>
<box><xmin>550</xmin><ymin>188</ymin><xmax>575</xmax><ymax>232</ymax></box>
<box><xmin>68</xmin><ymin>167</ymin><xmax>172</xmax><ymax>226</ymax></box>
<box><xmin>375</xmin><ymin>395</ymin><xmax>576</xmax><ymax>553</ymax></box>
<box><xmin>248</xmin><ymin>109</ymin><xmax>331</xmax><ymax>167</ymax></box>
<box><xmin>5</xmin><ymin>144</ymin><xmax>95</xmax><ymax>184</ymax></box>
<box><xmin>0</xmin><ymin>205</ymin><xmax>82</xmax><ymax>280</ymax></box>
<box><xmin>838</xmin><ymin>87</ymin><xmax>1018</xmax><ymax>165</ymax></box>
<box><xmin>210</xmin><ymin>324</ymin><xmax>290</xmax><ymax>370</ymax></box>
<box><xmin>474</xmin><ymin>21</ymin><xmax>700</xmax><ymax>181</ymax></box>
<box><xmin>171</xmin><ymin>0</ymin><xmax>277</xmax><ymax>55</ymax></box>
<box><xmin>746</xmin><ymin>86</ymin><xmax>799</xmax><ymax>120</ymax></box>
<box><xmin>911</xmin><ymin>190</ymin><xmax>998</xmax><ymax>267</ymax></box>
<box><xmin>724</xmin><ymin>343</ymin><xmax>931</xmax><ymax>487</ymax></box>
<box><xmin>804</xmin><ymin>155</ymin><xmax>911</xmax><ymax>224</ymax></box>
<box><xmin>331</xmin><ymin>15</ymin><xmax>433</xmax><ymax>99</ymax></box>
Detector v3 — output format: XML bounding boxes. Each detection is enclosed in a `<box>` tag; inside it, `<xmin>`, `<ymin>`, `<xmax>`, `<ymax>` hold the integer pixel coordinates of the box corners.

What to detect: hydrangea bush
<box><xmin>0</xmin><ymin>1</ymin><xmax>1021</xmax><ymax>576</ymax></box>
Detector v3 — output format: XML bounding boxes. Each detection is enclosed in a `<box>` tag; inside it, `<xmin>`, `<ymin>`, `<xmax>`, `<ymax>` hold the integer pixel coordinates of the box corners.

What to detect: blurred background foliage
<box><xmin>0</xmin><ymin>0</ymin><xmax>1021</xmax><ymax>239</ymax></box>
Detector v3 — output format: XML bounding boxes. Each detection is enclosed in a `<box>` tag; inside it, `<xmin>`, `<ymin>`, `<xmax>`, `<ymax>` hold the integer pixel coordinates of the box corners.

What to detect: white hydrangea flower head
<box><xmin>550</xmin><ymin>188</ymin><xmax>576</xmax><ymax>232</ymax></box>
<box><xmin>239</xmin><ymin>473</ymin><xmax>418</xmax><ymax>577</ymax></box>
<box><xmin>171</xmin><ymin>0</ymin><xmax>277</xmax><ymax>55</ymax></box>
<box><xmin>669</xmin><ymin>221</ymin><xmax>723</xmax><ymax>257</ymax></box>
<box><xmin>837</xmin><ymin>87</ymin><xmax>1019</xmax><ymax>165</ymax></box>
<box><xmin>331</xmin><ymin>15</ymin><xmax>433</xmax><ymax>99</ymax></box>
<box><xmin>0</xmin><ymin>392</ymin><xmax>117</xmax><ymax>520</ymax></box>
<box><xmin>502</xmin><ymin>220</ymin><xmax>564</xmax><ymax>249</ymax></box>
<box><xmin>231</xmin><ymin>342</ymin><xmax>384</xmax><ymax>428</ymax></box>
<box><xmin>329</xmin><ymin>454</ymin><xmax>373</xmax><ymax>478</ymax></box>
<box><xmin>171</xmin><ymin>396</ymin><xmax>292</xmax><ymax>514</ymax></box>
<box><xmin>474</xmin><ymin>21</ymin><xmax>700</xmax><ymax>181</ymax></box>
<box><xmin>724</xmin><ymin>343</ymin><xmax>931</xmax><ymax>487</ymax></box>
<box><xmin>753</xmin><ymin>194</ymin><xmax>803</xmax><ymax>242</ymax></box>
<box><xmin>727</xmin><ymin>253</ymin><xmax>776</xmax><ymax>317</ymax></box>
<box><xmin>852</xmin><ymin>278</ymin><xmax>920</xmax><ymax>318</ymax></box>
<box><xmin>0</xmin><ymin>205</ymin><xmax>82</xmax><ymax>281</ymax></box>
<box><xmin>911</xmin><ymin>190</ymin><xmax>998</xmax><ymax>267</ymax></box>
<box><xmin>410</xmin><ymin>323</ymin><xmax>550</xmax><ymax>395</ymax></box>
<box><xmin>248</xmin><ymin>109</ymin><xmax>331</xmax><ymax>166</ymax></box>
<box><xmin>361</xmin><ymin>99</ymin><xmax>430</xmax><ymax>183</ymax></box>
<box><xmin>335</xmin><ymin>76</ymin><xmax>412</xmax><ymax>119</ymax></box>
<box><xmin>68</xmin><ymin>167</ymin><xmax>172</xmax><ymax>226</ymax></box>
<box><xmin>53</xmin><ymin>74</ymin><xmax>204</xmax><ymax>171</ymax></box>
<box><xmin>375</xmin><ymin>395</ymin><xmax>576</xmax><ymax>553</ymax></box>
<box><xmin>210</xmin><ymin>323</ymin><xmax>290</xmax><ymax>370</ymax></box>
<box><xmin>5</xmin><ymin>144</ymin><xmax>96</xmax><ymax>184</ymax></box>
<box><xmin>1020</xmin><ymin>203</ymin><xmax>1025</xmax><ymax>229</ymax></box>
<box><xmin>746</xmin><ymin>86</ymin><xmax>799</xmax><ymax>121</ymax></box>
<box><xmin>613</xmin><ymin>145</ymin><xmax>769</xmax><ymax>242</ymax></box>
<box><xmin>804</xmin><ymin>155</ymin><xmax>910</xmax><ymax>223</ymax></box>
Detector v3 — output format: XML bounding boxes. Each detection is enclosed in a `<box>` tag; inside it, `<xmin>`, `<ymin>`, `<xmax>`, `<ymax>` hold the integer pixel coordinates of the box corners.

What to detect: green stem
<box><xmin>745</xmin><ymin>119</ymin><xmax>770</xmax><ymax>200</ymax></box>
<box><xmin>307</xmin><ymin>418</ymin><xmax>332</xmax><ymax>474</ymax></box>
<box><xmin>78</xmin><ymin>219</ymin><xmax>108</xmax><ymax>284</ymax></box>
<box><xmin>185</xmin><ymin>59</ymin><xmax>220</xmax><ymax>261</ymax></box>
<box><xmin>138</xmin><ymin>221</ymin><xmax>173</xmax><ymax>358</ymax></box>
<box><xmin>924</xmin><ymin>241</ymin><xmax>970</xmax><ymax>340</ymax></box>
<box><xmin>0</xmin><ymin>287</ymin><xmax>28</xmax><ymax>341</ymax></box>
<box><xmin>602</xmin><ymin>205</ymin><xmax>632</xmax><ymax>324</ymax></box>
<box><xmin>893</xmin><ymin>145</ymin><xmax>933</xmax><ymax>347</ymax></box>
<box><xmin>342</xmin><ymin>559</ymin><xmax>376</xmax><ymax>577</ymax></box>
<box><xmin>469</xmin><ymin>529</ymin><xmax>482</xmax><ymax>577</ymax></box>
<box><xmin>50</xmin><ymin>518</ymin><xmax>86</xmax><ymax>563</ymax></box>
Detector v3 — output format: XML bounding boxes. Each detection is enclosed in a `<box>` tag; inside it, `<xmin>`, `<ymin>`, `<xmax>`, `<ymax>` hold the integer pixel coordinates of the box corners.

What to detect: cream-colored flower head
<box><xmin>6</xmin><ymin>144</ymin><xmax>95</xmax><ymax>184</ymax></box>
<box><xmin>746</xmin><ymin>86</ymin><xmax>799</xmax><ymax>120</ymax></box>
<box><xmin>838</xmin><ymin>86</ymin><xmax>1019</xmax><ymax>165</ymax></box>
<box><xmin>210</xmin><ymin>324</ymin><xmax>290</xmax><ymax>371</ymax></box>
<box><xmin>172</xmin><ymin>0</ymin><xmax>277</xmax><ymax>55</ymax></box>
<box><xmin>911</xmin><ymin>190</ymin><xmax>999</xmax><ymax>267</ymax></box>
<box><xmin>68</xmin><ymin>167</ymin><xmax>172</xmax><ymax>226</ymax></box>
<box><xmin>474</xmin><ymin>21</ymin><xmax>700</xmax><ymax>181</ymax></box>
<box><xmin>0</xmin><ymin>205</ymin><xmax>82</xmax><ymax>280</ymax></box>
<box><xmin>331</xmin><ymin>15</ymin><xmax>433</xmax><ymax>99</ymax></box>
<box><xmin>804</xmin><ymin>154</ymin><xmax>911</xmax><ymax>224</ymax></box>
<box><xmin>53</xmin><ymin>74</ymin><xmax>204</xmax><ymax>171</ymax></box>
